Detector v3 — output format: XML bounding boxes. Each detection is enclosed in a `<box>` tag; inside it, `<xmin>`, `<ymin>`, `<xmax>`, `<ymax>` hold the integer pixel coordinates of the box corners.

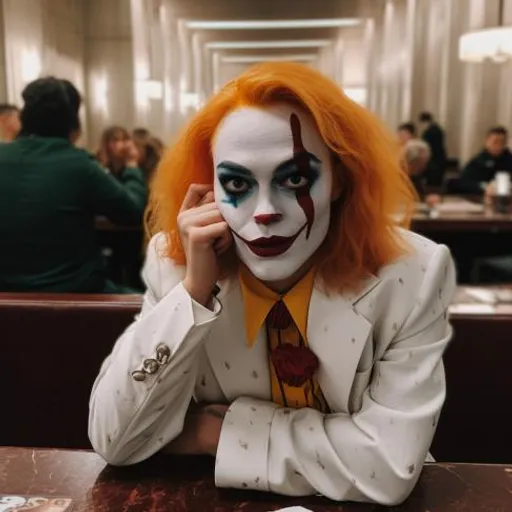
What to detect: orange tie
<box><xmin>266</xmin><ymin>300</ymin><xmax>329</xmax><ymax>412</ymax></box>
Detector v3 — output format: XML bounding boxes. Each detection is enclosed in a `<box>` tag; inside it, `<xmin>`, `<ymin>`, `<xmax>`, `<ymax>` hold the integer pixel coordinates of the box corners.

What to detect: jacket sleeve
<box><xmin>214</xmin><ymin>245</ymin><xmax>456</xmax><ymax>506</ymax></box>
<box><xmin>88</xmin><ymin>234</ymin><xmax>221</xmax><ymax>465</ymax></box>
<box><xmin>456</xmin><ymin>157</ymin><xmax>486</xmax><ymax>194</ymax></box>
<box><xmin>86</xmin><ymin>160</ymin><xmax>147</xmax><ymax>225</ymax></box>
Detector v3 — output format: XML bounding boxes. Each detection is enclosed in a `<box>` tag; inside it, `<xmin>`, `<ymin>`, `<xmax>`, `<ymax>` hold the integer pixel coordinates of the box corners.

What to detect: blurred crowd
<box><xmin>1</xmin><ymin>74</ymin><xmax>512</xmax><ymax>295</ymax></box>
<box><xmin>0</xmin><ymin>77</ymin><xmax>164</xmax><ymax>294</ymax></box>
<box><xmin>398</xmin><ymin>111</ymin><xmax>512</xmax><ymax>203</ymax></box>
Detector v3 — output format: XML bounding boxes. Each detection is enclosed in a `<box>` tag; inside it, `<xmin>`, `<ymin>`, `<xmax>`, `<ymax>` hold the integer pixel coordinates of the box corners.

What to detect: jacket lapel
<box><xmin>204</xmin><ymin>273</ymin><xmax>380</xmax><ymax>411</ymax></box>
<box><xmin>203</xmin><ymin>278</ymin><xmax>271</xmax><ymax>403</ymax></box>
<box><xmin>307</xmin><ymin>276</ymin><xmax>379</xmax><ymax>413</ymax></box>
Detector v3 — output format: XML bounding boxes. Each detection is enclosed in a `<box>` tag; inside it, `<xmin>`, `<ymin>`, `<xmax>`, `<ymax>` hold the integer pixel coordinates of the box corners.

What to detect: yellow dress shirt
<box><xmin>239</xmin><ymin>265</ymin><xmax>329</xmax><ymax>412</ymax></box>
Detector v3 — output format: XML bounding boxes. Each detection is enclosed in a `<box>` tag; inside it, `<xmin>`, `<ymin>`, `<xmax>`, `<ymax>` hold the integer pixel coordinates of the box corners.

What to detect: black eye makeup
<box><xmin>216</xmin><ymin>152</ymin><xmax>322</xmax><ymax>208</ymax></box>
<box><xmin>273</xmin><ymin>153</ymin><xmax>321</xmax><ymax>192</ymax></box>
<box><xmin>216</xmin><ymin>161</ymin><xmax>257</xmax><ymax>207</ymax></box>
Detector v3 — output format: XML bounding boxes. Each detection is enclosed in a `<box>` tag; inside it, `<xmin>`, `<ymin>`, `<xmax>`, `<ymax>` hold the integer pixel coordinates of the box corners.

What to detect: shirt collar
<box><xmin>239</xmin><ymin>265</ymin><xmax>316</xmax><ymax>347</ymax></box>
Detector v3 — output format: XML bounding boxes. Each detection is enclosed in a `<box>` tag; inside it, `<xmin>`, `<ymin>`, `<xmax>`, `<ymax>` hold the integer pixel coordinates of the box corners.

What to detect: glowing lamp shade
<box><xmin>459</xmin><ymin>27</ymin><xmax>512</xmax><ymax>63</ymax></box>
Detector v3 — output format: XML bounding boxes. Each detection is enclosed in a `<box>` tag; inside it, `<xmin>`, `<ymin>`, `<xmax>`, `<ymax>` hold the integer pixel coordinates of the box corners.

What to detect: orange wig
<box><xmin>147</xmin><ymin>62</ymin><xmax>415</xmax><ymax>293</ymax></box>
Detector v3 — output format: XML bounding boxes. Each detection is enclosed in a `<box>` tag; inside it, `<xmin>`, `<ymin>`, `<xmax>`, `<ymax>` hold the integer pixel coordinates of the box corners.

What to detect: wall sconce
<box><xmin>135</xmin><ymin>79</ymin><xmax>163</xmax><ymax>109</ymax></box>
<box><xmin>143</xmin><ymin>80</ymin><xmax>163</xmax><ymax>100</ymax></box>
<box><xmin>92</xmin><ymin>74</ymin><xmax>109</xmax><ymax>115</ymax></box>
<box><xmin>21</xmin><ymin>49</ymin><xmax>42</xmax><ymax>84</ymax></box>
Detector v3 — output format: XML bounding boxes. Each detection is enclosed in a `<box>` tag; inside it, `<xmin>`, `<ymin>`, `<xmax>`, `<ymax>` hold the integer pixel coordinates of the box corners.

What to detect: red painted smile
<box><xmin>234</xmin><ymin>223</ymin><xmax>307</xmax><ymax>257</ymax></box>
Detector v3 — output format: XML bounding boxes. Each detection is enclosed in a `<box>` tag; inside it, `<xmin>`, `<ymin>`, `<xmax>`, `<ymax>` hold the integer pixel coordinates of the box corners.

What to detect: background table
<box><xmin>1</xmin><ymin>448</ymin><xmax>511</xmax><ymax>511</ymax></box>
<box><xmin>411</xmin><ymin>202</ymin><xmax>512</xmax><ymax>282</ymax></box>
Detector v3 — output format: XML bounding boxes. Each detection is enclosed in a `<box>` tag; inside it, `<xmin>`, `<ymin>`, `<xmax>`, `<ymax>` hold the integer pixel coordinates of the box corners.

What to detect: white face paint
<box><xmin>213</xmin><ymin>104</ymin><xmax>333</xmax><ymax>282</ymax></box>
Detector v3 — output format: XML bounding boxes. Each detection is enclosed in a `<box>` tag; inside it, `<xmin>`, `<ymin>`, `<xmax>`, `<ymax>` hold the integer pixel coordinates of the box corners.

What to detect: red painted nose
<box><xmin>254</xmin><ymin>213</ymin><xmax>283</xmax><ymax>225</ymax></box>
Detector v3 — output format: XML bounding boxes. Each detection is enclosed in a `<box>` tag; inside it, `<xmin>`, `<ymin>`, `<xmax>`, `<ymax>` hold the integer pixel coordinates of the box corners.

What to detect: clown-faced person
<box><xmin>89</xmin><ymin>63</ymin><xmax>456</xmax><ymax>505</ymax></box>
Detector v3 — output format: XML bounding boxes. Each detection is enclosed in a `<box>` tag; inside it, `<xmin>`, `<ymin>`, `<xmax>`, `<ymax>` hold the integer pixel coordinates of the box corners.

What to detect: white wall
<box><xmin>2</xmin><ymin>0</ymin><xmax>85</xmax><ymax>106</ymax></box>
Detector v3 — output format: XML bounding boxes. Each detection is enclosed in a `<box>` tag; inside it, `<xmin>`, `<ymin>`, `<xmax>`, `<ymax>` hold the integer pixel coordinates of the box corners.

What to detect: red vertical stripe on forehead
<box><xmin>290</xmin><ymin>112</ymin><xmax>305</xmax><ymax>153</ymax></box>
<box><xmin>290</xmin><ymin>113</ymin><xmax>315</xmax><ymax>239</ymax></box>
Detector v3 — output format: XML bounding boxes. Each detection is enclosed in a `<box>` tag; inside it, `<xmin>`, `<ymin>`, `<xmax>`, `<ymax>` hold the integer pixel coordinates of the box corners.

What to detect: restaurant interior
<box><xmin>1</xmin><ymin>0</ymin><xmax>512</xmax><ymax>510</ymax></box>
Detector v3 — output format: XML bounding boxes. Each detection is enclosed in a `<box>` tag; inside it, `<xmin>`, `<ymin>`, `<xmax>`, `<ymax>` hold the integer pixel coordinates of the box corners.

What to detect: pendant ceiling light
<box><xmin>459</xmin><ymin>0</ymin><xmax>512</xmax><ymax>63</ymax></box>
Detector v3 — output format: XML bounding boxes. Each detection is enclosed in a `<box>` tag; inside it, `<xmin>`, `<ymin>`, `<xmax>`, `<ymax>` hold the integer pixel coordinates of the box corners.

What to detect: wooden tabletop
<box><xmin>1</xmin><ymin>448</ymin><xmax>511</xmax><ymax>511</ymax></box>
<box><xmin>412</xmin><ymin>197</ymin><xmax>512</xmax><ymax>233</ymax></box>
<box><xmin>450</xmin><ymin>286</ymin><xmax>512</xmax><ymax>317</ymax></box>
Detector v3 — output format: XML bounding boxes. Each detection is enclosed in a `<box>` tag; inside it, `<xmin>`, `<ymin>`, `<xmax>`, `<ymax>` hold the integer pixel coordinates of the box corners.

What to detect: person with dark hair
<box><xmin>397</xmin><ymin>122</ymin><xmax>416</xmax><ymax>146</ymax></box>
<box><xmin>0</xmin><ymin>103</ymin><xmax>21</xmax><ymax>142</ymax></box>
<box><xmin>455</xmin><ymin>126</ymin><xmax>512</xmax><ymax>195</ymax></box>
<box><xmin>132</xmin><ymin>128</ymin><xmax>162</xmax><ymax>182</ymax></box>
<box><xmin>133</xmin><ymin>127</ymin><xmax>150</xmax><ymax>139</ymax></box>
<box><xmin>96</xmin><ymin>125</ymin><xmax>141</xmax><ymax>176</ymax></box>
<box><xmin>0</xmin><ymin>77</ymin><xmax>147</xmax><ymax>293</ymax></box>
<box><xmin>418</xmin><ymin>112</ymin><xmax>447</xmax><ymax>186</ymax></box>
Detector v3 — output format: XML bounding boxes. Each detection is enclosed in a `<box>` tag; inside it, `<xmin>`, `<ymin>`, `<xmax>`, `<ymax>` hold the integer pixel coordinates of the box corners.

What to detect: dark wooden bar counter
<box><xmin>410</xmin><ymin>201</ymin><xmax>512</xmax><ymax>282</ymax></box>
<box><xmin>1</xmin><ymin>448</ymin><xmax>511</xmax><ymax>511</ymax></box>
<box><xmin>412</xmin><ymin>212</ymin><xmax>512</xmax><ymax>233</ymax></box>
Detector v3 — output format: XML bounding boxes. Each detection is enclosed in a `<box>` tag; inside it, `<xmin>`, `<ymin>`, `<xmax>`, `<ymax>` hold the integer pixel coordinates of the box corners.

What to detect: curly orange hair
<box><xmin>147</xmin><ymin>62</ymin><xmax>415</xmax><ymax>293</ymax></box>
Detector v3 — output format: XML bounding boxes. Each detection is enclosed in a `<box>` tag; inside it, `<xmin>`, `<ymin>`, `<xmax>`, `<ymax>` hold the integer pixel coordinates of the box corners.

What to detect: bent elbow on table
<box><xmin>88</xmin><ymin>400</ymin><xmax>186</xmax><ymax>467</ymax></box>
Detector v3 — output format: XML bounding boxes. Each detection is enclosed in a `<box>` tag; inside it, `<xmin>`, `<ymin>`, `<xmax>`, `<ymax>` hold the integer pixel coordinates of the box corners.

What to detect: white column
<box><xmin>161</xmin><ymin>1</ymin><xmax>180</xmax><ymax>141</ymax></box>
<box><xmin>497</xmin><ymin>0</ymin><xmax>512</xmax><ymax>132</ymax></box>
<box><xmin>459</xmin><ymin>0</ymin><xmax>501</xmax><ymax>162</ymax></box>
<box><xmin>333</xmin><ymin>31</ymin><xmax>344</xmax><ymax>86</ymax></box>
<box><xmin>85</xmin><ymin>0</ymin><xmax>135</xmax><ymax>148</ymax></box>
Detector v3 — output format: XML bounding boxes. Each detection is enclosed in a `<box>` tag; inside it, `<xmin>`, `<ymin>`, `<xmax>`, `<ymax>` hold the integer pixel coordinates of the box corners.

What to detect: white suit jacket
<box><xmin>88</xmin><ymin>229</ymin><xmax>456</xmax><ymax>505</ymax></box>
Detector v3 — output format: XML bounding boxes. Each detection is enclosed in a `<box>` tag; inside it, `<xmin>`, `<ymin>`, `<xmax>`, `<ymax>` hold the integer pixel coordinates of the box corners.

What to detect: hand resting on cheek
<box><xmin>178</xmin><ymin>184</ymin><xmax>233</xmax><ymax>307</ymax></box>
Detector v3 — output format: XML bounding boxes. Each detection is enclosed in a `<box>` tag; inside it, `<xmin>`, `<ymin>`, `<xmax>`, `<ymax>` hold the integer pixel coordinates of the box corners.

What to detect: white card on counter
<box><xmin>269</xmin><ymin>508</ymin><xmax>313</xmax><ymax>512</ymax></box>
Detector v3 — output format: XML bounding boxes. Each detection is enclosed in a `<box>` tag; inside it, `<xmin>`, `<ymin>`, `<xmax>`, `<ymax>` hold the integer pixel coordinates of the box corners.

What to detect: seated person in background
<box><xmin>403</xmin><ymin>138</ymin><xmax>431</xmax><ymax>199</ymax></box>
<box><xmin>0</xmin><ymin>77</ymin><xmax>147</xmax><ymax>293</ymax></box>
<box><xmin>150</xmin><ymin>135</ymin><xmax>165</xmax><ymax>157</ymax></box>
<box><xmin>89</xmin><ymin>62</ymin><xmax>455</xmax><ymax>505</ymax></box>
<box><xmin>456</xmin><ymin>126</ymin><xmax>512</xmax><ymax>195</ymax></box>
<box><xmin>0</xmin><ymin>103</ymin><xmax>21</xmax><ymax>142</ymax></box>
<box><xmin>397</xmin><ymin>121</ymin><xmax>416</xmax><ymax>146</ymax></box>
<box><xmin>397</xmin><ymin>124</ymin><xmax>439</xmax><ymax>205</ymax></box>
<box><xmin>418</xmin><ymin>112</ymin><xmax>447</xmax><ymax>186</ymax></box>
<box><xmin>97</xmin><ymin>126</ymin><xmax>144</xmax><ymax>183</ymax></box>
<box><xmin>132</xmin><ymin>127</ymin><xmax>162</xmax><ymax>182</ymax></box>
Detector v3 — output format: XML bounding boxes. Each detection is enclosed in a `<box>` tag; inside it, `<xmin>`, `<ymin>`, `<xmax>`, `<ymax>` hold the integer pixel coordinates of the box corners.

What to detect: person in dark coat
<box><xmin>419</xmin><ymin>112</ymin><xmax>447</xmax><ymax>186</ymax></box>
<box><xmin>456</xmin><ymin>126</ymin><xmax>512</xmax><ymax>195</ymax></box>
<box><xmin>0</xmin><ymin>77</ymin><xmax>147</xmax><ymax>293</ymax></box>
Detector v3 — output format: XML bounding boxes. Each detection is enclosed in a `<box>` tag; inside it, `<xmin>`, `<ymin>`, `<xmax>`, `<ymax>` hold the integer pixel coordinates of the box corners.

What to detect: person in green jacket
<box><xmin>0</xmin><ymin>77</ymin><xmax>147</xmax><ymax>293</ymax></box>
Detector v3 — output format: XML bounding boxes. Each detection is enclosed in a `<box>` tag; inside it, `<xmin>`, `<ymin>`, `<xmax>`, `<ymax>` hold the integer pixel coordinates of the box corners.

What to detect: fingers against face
<box><xmin>188</xmin><ymin>221</ymin><xmax>229</xmax><ymax>246</ymax></box>
<box><xmin>213</xmin><ymin>229</ymin><xmax>233</xmax><ymax>254</ymax></box>
<box><xmin>180</xmin><ymin>184</ymin><xmax>214</xmax><ymax>212</ymax></box>
<box><xmin>179</xmin><ymin>184</ymin><xmax>232</xmax><ymax>251</ymax></box>
<box><xmin>178</xmin><ymin>203</ymin><xmax>223</xmax><ymax>232</ymax></box>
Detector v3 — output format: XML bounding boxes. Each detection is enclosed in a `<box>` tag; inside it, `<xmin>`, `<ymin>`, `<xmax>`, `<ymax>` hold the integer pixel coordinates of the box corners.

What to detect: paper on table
<box><xmin>269</xmin><ymin>508</ymin><xmax>314</xmax><ymax>512</ymax></box>
<box><xmin>464</xmin><ymin>288</ymin><xmax>497</xmax><ymax>304</ymax></box>
<box><xmin>449</xmin><ymin>303</ymin><xmax>495</xmax><ymax>314</ymax></box>
<box><xmin>434</xmin><ymin>201</ymin><xmax>484</xmax><ymax>214</ymax></box>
